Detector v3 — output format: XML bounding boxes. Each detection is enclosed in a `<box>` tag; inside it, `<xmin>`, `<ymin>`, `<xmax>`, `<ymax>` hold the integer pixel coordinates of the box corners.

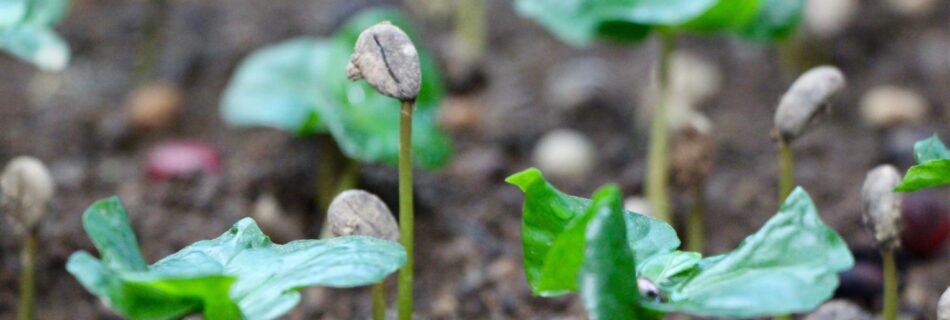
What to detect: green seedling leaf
<box><xmin>0</xmin><ymin>0</ymin><xmax>70</xmax><ymax>71</ymax></box>
<box><xmin>516</xmin><ymin>0</ymin><xmax>805</xmax><ymax>45</ymax></box>
<box><xmin>651</xmin><ymin>187</ymin><xmax>854</xmax><ymax>317</ymax></box>
<box><xmin>738</xmin><ymin>0</ymin><xmax>806</xmax><ymax>40</ymax></box>
<box><xmin>67</xmin><ymin>197</ymin><xmax>407</xmax><ymax>320</ymax></box>
<box><xmin>505</xmin><ymin>168</ymin><xmax>678</xmax><ymax>296</ymax></box>
<box><xmin>637</xmin><ymin>250</ymin><xmax>701</xmax><ymax>286</ymax></box>
<box><xmin>895</xmin><ymin>134</ymin><xmax>950</xmax><ymax>192</ymax></box>
<box><xmin>509</xmin><ymin>168</ymin><xmax>853</xmax><ymax>318</ymax></box>
<box><xmin>579</xmin><ymin>186</ymin><xmax>662</xmax><ymax>320</ymax></box>
<box><xmin>221</xmin><ymin>7</ymin><xmax>451</xmax><ymax>169</ymax></box>
<box><xmin>895</xmin><ymin>160</ymin><xmax>950</xmax><ymax>192</ymax></box>
<box><xmin>913</xmin><ymin>134</ymin><xmax>950</xmax><ymax>164</ymax></box>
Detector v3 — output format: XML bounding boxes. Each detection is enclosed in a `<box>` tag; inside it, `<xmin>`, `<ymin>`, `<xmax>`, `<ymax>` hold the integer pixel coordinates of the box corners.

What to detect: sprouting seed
<box><xmin>1</xmin><ymin>156</ymin><xmax>54</xmax><ymax>231</ymax></box>
<box><xmin>773</xmin><ymin>66</ymin><xmax>846</xmax><ymax>142</ymax></box>
<box><xmin>346</xmin><ymin>21</ymin><xmax>421</xmax><ymax>101</ymax></box>
<box><xmin>861</xmin><ymin>164</ymin><xmax>903</xmax><ymax>250</ymax></box>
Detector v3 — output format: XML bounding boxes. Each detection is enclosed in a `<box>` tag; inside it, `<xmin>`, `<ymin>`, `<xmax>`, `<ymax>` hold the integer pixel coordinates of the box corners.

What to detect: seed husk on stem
<box><xmin>347</xmin><ymin>21</ymin><xmax>421</xmax><ymax>320</ymax></box>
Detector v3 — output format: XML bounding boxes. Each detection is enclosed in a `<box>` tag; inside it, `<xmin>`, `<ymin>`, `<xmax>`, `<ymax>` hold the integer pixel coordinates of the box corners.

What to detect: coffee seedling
<box><xmin>67</xmin><ymin>197</ymin><xmax>406</xmax><ymax>319</ymax></box>
<box><xmin>861</xmin><ymin>164</ymin><xmax>903</xmax><ymax>320</ymax></box>
<box><xmin>773</xmin><ymin>65</ymin><xmax>846</xmax><ymax>201</ymax></box>
<box><xmin>1</xmin><ymin>156</ymin><xmax>54</xmax><ymax>320</ymax></box>
<box><xmin>346</xmin><ymin>21</ymin><xmax>421</xmax><ymax>320</ymax></box>
<box><xmin>328</xmin><ymin>190</ymin><xmax>399</xmax><ymax>320</ymax></box>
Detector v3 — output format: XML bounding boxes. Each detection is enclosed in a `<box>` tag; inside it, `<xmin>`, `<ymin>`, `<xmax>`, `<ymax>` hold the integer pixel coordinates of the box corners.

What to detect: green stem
<box><xmin>134</xmin><ymin>0</ymin><xmax>168</xmax><ymax>82</ymax></box>
<box><xmin>685</xmin><ymin>185</ymin><xmax>705</xmax><ymax>253</ymax></box>
<box><xmin>455</xmin><ymin>0</ymin><xmax>485</xmax><ymax>60</ymax></box>
<box><xmin>372</xmin><ymin>281</ymin><xmax>386</xmax><ymax>320</ymax></box>
<box><xmin>882</xmin><ymin>248</ymin><xmax>898</xmax><ymax>320</ymax></box>
<box><xmin>774</xmin><ymin>140</ymin><xmax>795</xmax><ymax>320</ymax></box>
<box><xmin>397</xmin><ymin>100</ymin><xmax>415</xmax><ymax>320</ymax></box>
<box><xmin>18</xmin><ymin>229</ymin><xmax>37</xmax><ymax>320</ymax></box>
<box><xmin>778</xmin><ymin>139</ymin><xmax>794</xmax><ymax>203</ymax></box>
<box><xmin>645</xmin><ymin>30</ymin><xmax>676</xmax><ymax>223</ymax></box>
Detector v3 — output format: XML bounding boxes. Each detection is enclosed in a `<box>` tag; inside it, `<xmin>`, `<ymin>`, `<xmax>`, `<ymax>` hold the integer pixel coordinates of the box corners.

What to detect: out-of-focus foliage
<box><xmin>515</xmin><ymin>0</ymin><xmax>805</xmax><ymax>45</ymax></box>
<box><xmin>0</xmin><ymin>0</ymin><xmax>70</xmax><ymax>70</ymax></box>
<box><xmin>220</xmin><ymin>8</ymin><xmax>451</xmax><ymax>169</ymax></box>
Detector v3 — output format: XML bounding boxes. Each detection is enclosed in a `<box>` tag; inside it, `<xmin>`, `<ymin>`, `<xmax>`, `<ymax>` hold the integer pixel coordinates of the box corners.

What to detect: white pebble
<box><xmin>804</xmin><ymin>0</ymin><xmax>857</xmax><ymax>38</ymax></box>
<box><xmin>939</xmin><ymin>287</ymin><xmax>950</xmax><ymax>320</ymax></box>
<box><xmin>533</xmin><ymin>129</ymin><xmax>595</xmax><ymax>180</ymax></box>
<box><xmin>860</xmin><ymin>85</ymin><xmax>928</xmax><ymax>129</ymax></box>
<box><xmin>623</xmin><ymin>196</ymin><xmax>654</xmax><ymax>217</ymax></box>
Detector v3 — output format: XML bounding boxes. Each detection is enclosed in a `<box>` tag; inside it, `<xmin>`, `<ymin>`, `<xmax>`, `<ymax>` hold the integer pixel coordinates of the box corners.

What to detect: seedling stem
<box><xmin>398</xmin><ymin>100</ymin><xmax>415</xmax><ymax>320</ymax></box>
<box><xmin>686</xmin><ymin>186</ymin><xmax>705</xmax><ymax>253</ymax></box>
<box><xmin>18</xmin><ymin>229</ymin><xmax>37</xmax><ymax>320</ymax></box>
<box><xmin>645</xmin><ymin>30</ymin><xmax>676</xmax><ymax>223</ymax></box>
<box><xmin>882</xmin><ymin>248</ymin><xmax>898</xmax><ymax>320</ymax></box>
<box><xmin>778</xmin><ymin>139</ymin><xmax>794</xmax><ymax>202</ymax></box>
<box><xmin>372</xmin><ymin>282</ymin><xmax>386</xmax><ymax>320</ymax></box>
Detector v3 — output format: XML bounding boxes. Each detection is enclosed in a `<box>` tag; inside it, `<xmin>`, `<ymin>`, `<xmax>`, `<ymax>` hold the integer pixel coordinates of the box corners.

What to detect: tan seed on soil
<box><xmin>327</xmin><ymin>190</ymin><xmax>399</xmax><ymax>241</ymax></box>
<box><xmin>128</xmin><ymin>82</ymin><xmax>183</xmax><ymax>130</ymax></box>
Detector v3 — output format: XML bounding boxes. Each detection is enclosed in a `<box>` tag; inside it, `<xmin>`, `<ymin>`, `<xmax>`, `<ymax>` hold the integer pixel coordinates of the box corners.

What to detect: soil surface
<box><xmin>1</xmin><ymin>0</ymin><xmax>949</xmax><ymax>319</ymax></box>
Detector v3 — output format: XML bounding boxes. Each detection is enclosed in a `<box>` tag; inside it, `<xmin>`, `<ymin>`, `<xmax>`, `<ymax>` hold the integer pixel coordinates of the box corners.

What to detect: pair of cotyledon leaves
<box><xmin>0</xmin><ymin>0</ymin><xmax>70</xmax><ymax>71</ymax></box>
<box><xmin>516</xmin><ymin>0</ymin><xmax>805</xmax><ymax>46</ymax></box>
<box><xmin>507</xmin><ymin>168</ymin><xmax>854</xmax><ymax>319</ymax></box>
<box><xmin>220</xmin><ymin>8</ymin><xmax>451</xmax><ymax>170</ymax></box>
<box><xmin>895</xmin><ymin>134</ymin><xmax>950</xmax><ymax>192</ymax></box>
<box><xmin>66</xmin><ymin>197</ymin><xmax>406</xmax><ymax>320</ymax></box>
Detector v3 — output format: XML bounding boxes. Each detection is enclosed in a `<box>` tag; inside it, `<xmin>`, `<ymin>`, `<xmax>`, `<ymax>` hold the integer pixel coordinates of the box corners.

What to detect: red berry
<box><xmin>900</xmin><ymin>192</ymin><xmax>950</xmax><ymax>257</ymax></box>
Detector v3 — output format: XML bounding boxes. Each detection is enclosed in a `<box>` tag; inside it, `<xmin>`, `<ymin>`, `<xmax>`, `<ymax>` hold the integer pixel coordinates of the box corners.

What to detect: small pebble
<box><xmin>804</xmin><ymin>300</ymin><xmax>872</xmax><ymax>320</ymax></box>
<box><xmin>545</xmin><ymin>57</ymin><xmax>609</xmax><ymax>112</ymax></box>
<box><xmin>146</xmin><ymin>140</ymin><xmax>221</xmax><ymax>181</ymax></box>
<box><xmin>885</xmin><ymin>0</ymin><xmax>937</xmax><ymax>17</ymax></box>
<box><xmin>252</xmin><ymin>192</ymin><xmax>303</xmax><ymax>243</ymax></box>
<box><xmin>532</xmin><ymin>129</ymin><xmax>595</xmax><ymax>180</ymax></box>
<box><xmin>860</xmin><ymin>86</ymin><xmax>928</xmax><ymax>129</ymax></box>
<box><xmin>623</xmin><ymin>196</ymin><xmax>654</xmax><ymax>217</ymax></box>
<box><xmin>128</xmin><ymin>82</ymin><xmax>183</xmax><ymax>130</ymax></box>
<box><xmin>804</xmin><ymin>0</ymin><xmax>857</xmax><ymax>38</ymax></box>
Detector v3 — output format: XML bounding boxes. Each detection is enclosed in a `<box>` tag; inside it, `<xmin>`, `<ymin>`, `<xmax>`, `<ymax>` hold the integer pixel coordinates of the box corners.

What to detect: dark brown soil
<box><xmin>0</xmin><ymin>0</ymin><xmax>948</xmax><ymax>319</ymax></box>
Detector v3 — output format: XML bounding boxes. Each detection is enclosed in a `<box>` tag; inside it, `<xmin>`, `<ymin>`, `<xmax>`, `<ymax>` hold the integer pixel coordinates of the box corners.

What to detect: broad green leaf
<box><xmin>0</xmin><ymin>0</ymin><xmax>70</xmax><ymax>71</ymax></box>
<box><xmin>508</xmin><ymin>168</ymin><xmax>852</xmax><ymax>318</ymax></box>
<box><xmin>738</xmin><ymin>0</ymin><xmax>806</xmax><ymax>40</ymax></box>
<box><xmin>68</xmin><ymin>197</ymin><xmax>407</xmax><ymax>320</ymax></box>
<box><xmin>913</xmin><ymin>134</ymin><xmax>950</xmax><ymax>164</ymax></box>
<box><xmin>220</xmin><ymin>7</ymin><xmax>452</xmax><ymax>169</ymax></box>
<box><xmin>895</xmin><ymin>159</ymin><xmax>950</xmax><ymax>192</ymax></box>
<box><xmin>650</xmin><ymin>187</ymin><xmax>854</xmax><ymax>317</ymax></box>
<box><xmin>636</xmin><ymin>250</ymin><xmax>701</xmax><ymax>286</ymax></box>
<box><xmin>579</xmin><ymin>186</ymin><xmax>662</xmax><ymax>320</ymax></box>
<box><xmin>505</xmin><ymin>168</ymin><xmax>679</xmax><ymax>296</ymax></box>
<box><xmin>894</xmin><ymin>134</ymin><xmax>950</xmax><ymax>192</ymax></box>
